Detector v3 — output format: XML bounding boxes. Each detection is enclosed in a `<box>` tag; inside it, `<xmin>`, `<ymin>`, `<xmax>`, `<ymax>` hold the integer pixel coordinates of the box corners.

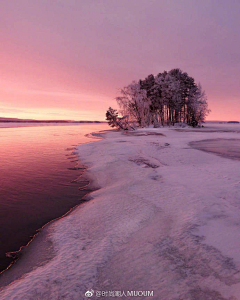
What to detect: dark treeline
<box><xmin>106</xmin><ymin>68</ymin><xmax>210</xmax><ymax>129</ymax></box>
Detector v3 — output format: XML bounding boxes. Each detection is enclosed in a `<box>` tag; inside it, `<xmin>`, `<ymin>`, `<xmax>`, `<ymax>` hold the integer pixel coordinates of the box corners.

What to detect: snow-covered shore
<box><xmin>0</xmin><ymin>124</ymin><xmax>240</xmax><ymax>299</ymax></box>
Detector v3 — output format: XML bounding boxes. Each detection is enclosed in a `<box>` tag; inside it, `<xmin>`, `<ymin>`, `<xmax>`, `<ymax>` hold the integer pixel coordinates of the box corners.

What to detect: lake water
<box><xmin>190</xmin><ymin>138</ymin><xmax>240</xmax><ymax>160</ymax></box>
<box><xmin>0</xmin><ymin>123</ymin><xmax>108</xmax><ymax>273</ymax></box>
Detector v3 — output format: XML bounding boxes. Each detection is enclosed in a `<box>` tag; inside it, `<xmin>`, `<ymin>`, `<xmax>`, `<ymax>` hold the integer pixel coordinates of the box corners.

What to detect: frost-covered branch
<box><xmin>107</xmin><ymin>69</ymin><xmax>210</xmax><ymax>129</ymax></box>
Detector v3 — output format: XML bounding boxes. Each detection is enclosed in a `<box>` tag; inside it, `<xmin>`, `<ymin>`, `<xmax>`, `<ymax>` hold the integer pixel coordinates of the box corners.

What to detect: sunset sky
<box><xmin>0</xmin><ymin>0</ymin><xmax>240</xmax><ymax>121</ymax></box>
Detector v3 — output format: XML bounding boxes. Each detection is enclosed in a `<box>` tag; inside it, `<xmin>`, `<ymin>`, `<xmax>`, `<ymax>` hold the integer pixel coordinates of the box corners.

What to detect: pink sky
<box><xmin>0</xmin><ymin>0</ymin><xmax>240</xmax><ymax>121</ymax></box>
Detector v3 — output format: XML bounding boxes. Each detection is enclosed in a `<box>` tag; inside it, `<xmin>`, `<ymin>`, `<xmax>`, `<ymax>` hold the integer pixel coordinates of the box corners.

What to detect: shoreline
<box><xmin>0</xmin><ymin>125</ymin><xmax>240</xmax><ymax>299</ymax></box>
<box><xmin>0</xmin><ymin>129</ymin><xmax>107</xmax><ymax>287</ymax></box>
<box><xmin>0</xmin><ymin>122</ymin><xmax>106</xmax><ymax>130</ymax></box>
<box><xmin>189</xmin><ymin>138</ymin><xmax>240</xmax><ymax>161</ymax></box>
<box><xmin>0</xmin><ymin>164</ymin><xmax>95</xmax><ymax>288</ymax></box>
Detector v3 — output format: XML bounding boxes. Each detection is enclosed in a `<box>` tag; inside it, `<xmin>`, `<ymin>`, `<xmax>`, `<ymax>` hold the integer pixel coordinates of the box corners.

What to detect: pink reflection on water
<box><xmin>0</xmin><ymin>123</ymin><xmax>109</xmax><ymax>271</ymax></box>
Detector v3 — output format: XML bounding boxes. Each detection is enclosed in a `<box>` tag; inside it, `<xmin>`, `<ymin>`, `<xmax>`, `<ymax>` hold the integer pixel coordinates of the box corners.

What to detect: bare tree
<box><xmin>116</xmin><ymin>81</ymin><xmax>151</xmax><ymax>127</ymax></box>
<box><xmin>189</xmin><ymin>83</ymin><xmax>211</xmax><ymax>126</ymax></box>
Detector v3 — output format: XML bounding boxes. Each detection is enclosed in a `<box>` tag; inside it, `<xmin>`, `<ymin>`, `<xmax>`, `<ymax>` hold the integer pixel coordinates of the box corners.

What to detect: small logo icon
<box><xmin>85</xmin><ymin>289</ymin><xmax>94</xmax><ymax>298</ymax></box>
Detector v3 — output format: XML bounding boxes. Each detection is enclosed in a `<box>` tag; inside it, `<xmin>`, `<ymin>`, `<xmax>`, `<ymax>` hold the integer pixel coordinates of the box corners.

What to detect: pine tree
<box><xmin>106</xmin><ymin>107</ymin><xmax>120</xmax><ymax>128</ymax></box>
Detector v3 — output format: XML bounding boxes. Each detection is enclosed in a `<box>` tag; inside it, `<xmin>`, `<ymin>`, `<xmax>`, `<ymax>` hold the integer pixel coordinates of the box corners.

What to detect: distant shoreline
<box><xmin>0</xmin><ymin>121</ymin><xmax>107</xmax><ymax>129</ymax></box>
<box><xmin>0</xmin><ymin>120</ymin><xmax>106</xmax><ymax>123</ymax></box>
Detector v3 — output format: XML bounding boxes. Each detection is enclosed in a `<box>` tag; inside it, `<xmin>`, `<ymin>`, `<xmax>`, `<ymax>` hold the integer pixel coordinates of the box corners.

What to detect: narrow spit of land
<box><xmin>0</xmin><ymin>124</ymin><xmax>240</xmax><ymax>300</ymax></box>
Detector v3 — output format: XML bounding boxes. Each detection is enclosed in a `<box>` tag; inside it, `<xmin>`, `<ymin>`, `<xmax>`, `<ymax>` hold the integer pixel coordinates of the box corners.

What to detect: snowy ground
<box><xmin>0</xmin><ymin>123</ymin><xmax>240</xmax><ymax>299</ymax></box>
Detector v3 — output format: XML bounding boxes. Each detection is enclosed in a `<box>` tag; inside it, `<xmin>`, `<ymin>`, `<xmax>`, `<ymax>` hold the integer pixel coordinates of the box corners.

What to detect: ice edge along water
<box><xmin>0</xmin><ymin>124</ymin><xmax>240</xmax><ymax>299</ymax></box>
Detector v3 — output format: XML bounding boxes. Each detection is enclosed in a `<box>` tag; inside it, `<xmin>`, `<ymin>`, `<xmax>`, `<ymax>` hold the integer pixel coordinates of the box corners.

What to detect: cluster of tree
<box><xmin>106</xmin><ymin>68</ymin><xmax>210</xmax><ymax>129</ymax></box>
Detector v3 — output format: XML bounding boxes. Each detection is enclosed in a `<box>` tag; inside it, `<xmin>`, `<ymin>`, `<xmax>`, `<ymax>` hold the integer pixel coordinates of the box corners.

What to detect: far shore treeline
<box><xmin>106</xmin><ymin>68</ymin><xmax>210</xmax><ymax>129</ymax></box>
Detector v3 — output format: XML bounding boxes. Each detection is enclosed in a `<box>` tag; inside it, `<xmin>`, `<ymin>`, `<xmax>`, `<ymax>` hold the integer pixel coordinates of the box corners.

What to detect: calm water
<box><xmin>0</xmin><ymin>123</ymin><xmax>108</xmax><ymax>272</ymax></box>
<box><xmin>190</xmin><ymin>138</ymin><xmax>240</xmax><ymax>160</ymax></box>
